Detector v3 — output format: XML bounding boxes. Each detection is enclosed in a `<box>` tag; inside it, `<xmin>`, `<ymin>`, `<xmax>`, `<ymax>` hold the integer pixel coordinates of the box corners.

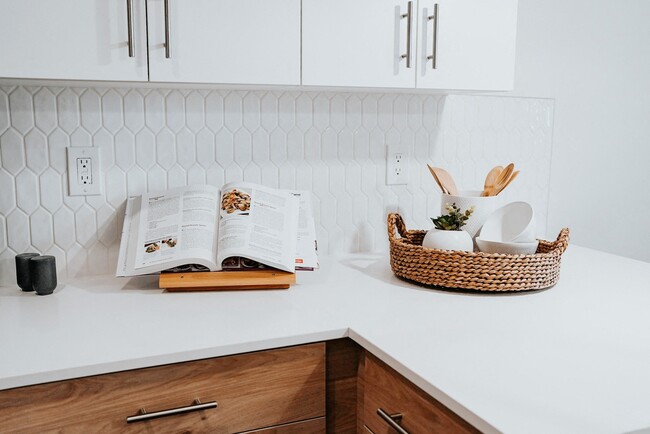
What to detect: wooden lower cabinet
<box><xmin>359</xmin><ymin>352</ymin><xmax>479</xmax><ymax>434</ymax></box>
<box><xmin>0</xmin><ymin>339</ymin><xmax>480</xmax><ymax>434</ymax></box>
<box><xmin>0</xmin><ymin>343</ymin><xmax>325</xmax><ymax>433</ymax></box>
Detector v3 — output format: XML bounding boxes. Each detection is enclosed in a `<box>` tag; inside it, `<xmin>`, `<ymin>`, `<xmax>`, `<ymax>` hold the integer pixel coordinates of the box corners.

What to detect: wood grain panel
<box><xmin>326</xmin><ymin>339</ymin><xmax>361</xmax><ymax>434</ymax></box>
<box><xmin>238</xmin><ymin>416</ymin><xmax>325</xmax><ymax>433</ymax></box>
<box><xmin>0</xmin><ymin>343</ymin><xmax>325</xmax><ymax>433</ymax></box>
<box><xmin>160</xmin><ymin>270</ymin><xmax>295</xmax><ymax>291</ymax></box>
<box><xmin>360</xmin><ymin>352</ymin><xmax>479</xmax><ymax>434</ymax></box>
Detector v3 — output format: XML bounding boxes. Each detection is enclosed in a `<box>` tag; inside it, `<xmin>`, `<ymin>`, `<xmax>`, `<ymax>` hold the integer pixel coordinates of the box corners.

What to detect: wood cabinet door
<box><xmin>147</xmin><ymin>0</ymin><xmax>301</xmax><ymax>85</ymax></box>
<box><xmin>0</xmin><ymin>0</ymin><xmax>148</xmax><ymax>81</ymax></box>
<box><xmin>302</xmin><ymin>0</ymin><xmax>416</xmax><ymax>88</ymax></box>
<box><xmin>416</xmin><ymin>0</ymin><xmax>518</xmax><ymax>91</ymax></box>
<box><xmin>360</xmin><ymin>352</ymin><xmax>479</xmax><ymax>434</ymax></box>
<box><xmin>0</xmin><ymin>343</ymin><xmax>325</xmax><ymax>433</ymax></box>
<box><xmin>239</xmin><ymin>416</ymin><xmax>326</xmax><ymax>433</ymax></box>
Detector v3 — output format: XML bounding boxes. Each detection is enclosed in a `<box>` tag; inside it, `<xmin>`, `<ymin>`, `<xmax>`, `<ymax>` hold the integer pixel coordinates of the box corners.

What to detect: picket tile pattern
<box><xmin>0</xmin><ymin>86</ymin><xmax>553</xmax><ymax>283</ymax></box>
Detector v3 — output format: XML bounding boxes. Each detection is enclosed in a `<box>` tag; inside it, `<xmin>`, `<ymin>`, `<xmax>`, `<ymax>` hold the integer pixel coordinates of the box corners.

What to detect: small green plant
<box><xmin>431</xmin><ymin>203</ymin><xmax>474</xmax><ymax>231</ymax></box>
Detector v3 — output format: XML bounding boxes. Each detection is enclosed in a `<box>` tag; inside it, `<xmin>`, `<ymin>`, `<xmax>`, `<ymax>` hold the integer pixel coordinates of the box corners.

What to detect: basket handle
<box><xmin>387</xmin><ymin>213</ymin><xmax>409</xmax><ymax>242</ymax></box>
<box><xmin>553</xmin><ymin>228</ymin><xmax>570</xmax><ymax>254</ymax></box>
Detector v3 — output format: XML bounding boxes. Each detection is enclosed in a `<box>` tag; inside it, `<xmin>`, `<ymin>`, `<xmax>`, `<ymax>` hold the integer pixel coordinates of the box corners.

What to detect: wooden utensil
<box><xmin>427</xmin><ymin>164</ymin><xmax>448</xmax><ymax>194</ymax></box>
<box><xmin>430</xmin><ymin>166</ymin><xmax>459</xmax><ymax>196</ymax></box>
<box><xmin>489</xmin><ymin>163</ymin><xmax>514</xmax><ymax>196</ymax></box>
<box><xmin>495</xmin><ymin>170</ymin><xmax>520</xmax><ymax>195</ymax></box>
<box><xmin>481</xmin><ymin>166</ymin><xmax>503</xmax><ymax>196</ymax></box>
<box><xmin>496</xmin><ymin>163</ymin><xmax>514</xmax><ymax>185</ymax></box>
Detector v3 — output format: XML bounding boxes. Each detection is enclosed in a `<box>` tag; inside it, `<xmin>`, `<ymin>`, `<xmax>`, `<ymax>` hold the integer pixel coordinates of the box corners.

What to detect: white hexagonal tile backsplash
<box><xmin>0</xmin><ymin>85</ymin><xmax>554</xmax><ymax>283</ymax></box>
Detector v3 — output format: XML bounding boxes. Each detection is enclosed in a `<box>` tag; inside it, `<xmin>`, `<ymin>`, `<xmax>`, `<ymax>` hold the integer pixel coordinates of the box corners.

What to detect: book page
<box><xmin>133</xmin><ymin>185</ymin><xmax>220</xmax><ymax>271</ymax></box>
<box><xmin>288</xmin><ymin>191</ymin><xmax>319</xmax><ymax>270</ymax></box>
<box><xmin>217</xmin><ymin>182</ymin><xmax>299</xmax><ymax>273</ymax></box>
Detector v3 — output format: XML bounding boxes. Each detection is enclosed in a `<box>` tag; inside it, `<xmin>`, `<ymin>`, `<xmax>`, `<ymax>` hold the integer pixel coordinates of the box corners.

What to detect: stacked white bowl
<box><xmin>476</xmin><ymin>202</ymin><xmax>539</xmax><ymax>255</ymax></box>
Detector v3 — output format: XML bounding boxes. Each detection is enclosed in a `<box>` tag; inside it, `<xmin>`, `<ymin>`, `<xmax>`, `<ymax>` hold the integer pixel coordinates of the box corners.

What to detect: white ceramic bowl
<box><xmin>479</xmin><ymin>201</ymin><xmax>536</xmax><ymax>243</ymax></box>
<box><xmin>476</xmin><ymin>238</ymin><xmax>539</xmax><ymax>255</ymax></box>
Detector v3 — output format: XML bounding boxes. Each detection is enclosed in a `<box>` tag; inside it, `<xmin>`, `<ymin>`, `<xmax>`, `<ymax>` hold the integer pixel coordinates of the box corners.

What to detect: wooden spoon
<box><xmin>490</xmin><ymin>163</ymin><xmax>514</xmax><ymax>196</ymax></box>
<box><xmin>481</xmin><ymin>166</ymin><xmax>503</xmax><ymax>196</ymax></box>
<box><xmin>430</xmin><ymin>166</ymin><xmax>459</xmax><ymax>196</ymax></box>
<box><xmin>427</xmin><ymin>164</ymin><xmax>448</xmax><ymax>194</ymax></box>
<box><xmin>495</xmin><ymin>170</ymin><xmax>520</xmax><ymax>195</ymax></box>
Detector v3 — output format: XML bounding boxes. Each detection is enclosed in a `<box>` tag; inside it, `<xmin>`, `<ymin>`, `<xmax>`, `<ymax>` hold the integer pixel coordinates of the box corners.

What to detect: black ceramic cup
<box><xmin>29</xmin><ymin>255</ymin><xmax>57</xmax><ymax>296</ymax></box>
<box><xmin>15</xmin><ymin>253</ymin><xmax>41</xmax><ymax>292</ymax></box>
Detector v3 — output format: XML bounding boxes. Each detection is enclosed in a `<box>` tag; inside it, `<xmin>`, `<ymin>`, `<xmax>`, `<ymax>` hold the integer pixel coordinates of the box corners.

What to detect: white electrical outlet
<box><xmin>67</xmin><ymin>147</ymin><xmax>102</xmax><ymax>196</ymax></box>
<box><xmin>386</xmin><ymin>145</ymin><xmax>409</xmax><ymax>185</ymax></box>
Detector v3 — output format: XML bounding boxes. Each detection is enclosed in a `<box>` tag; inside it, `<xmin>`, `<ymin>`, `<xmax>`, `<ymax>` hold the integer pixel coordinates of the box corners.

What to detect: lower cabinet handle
<box><xmin>126</xmin><ymin>399</ymin><xmax>217</xmax><ymax>423</ymax></box>
<box><xmin>377</xmin><ymin>408</ymin><xmax>410</xmax><ymax>434</ymax></box>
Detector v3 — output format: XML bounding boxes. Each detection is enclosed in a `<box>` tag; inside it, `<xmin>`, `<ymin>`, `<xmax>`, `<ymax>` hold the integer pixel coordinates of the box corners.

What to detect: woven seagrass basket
<box><xmin>387</xmin><ymin>213</ymin><xmax>570</xmax><ymax>292</ymax></box>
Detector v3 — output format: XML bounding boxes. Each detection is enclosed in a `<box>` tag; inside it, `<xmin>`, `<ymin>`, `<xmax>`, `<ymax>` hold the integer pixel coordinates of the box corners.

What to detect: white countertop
<box><xmin>1</xmin><ymin>246</ymin><xmax>649</xmax><ymax>434</ymax></box>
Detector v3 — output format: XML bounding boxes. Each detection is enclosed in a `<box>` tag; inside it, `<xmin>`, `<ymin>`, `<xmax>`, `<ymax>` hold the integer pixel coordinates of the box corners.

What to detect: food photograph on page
<box><xmin>220</xmin><ymin>188</ymin><xmax>252</xmax><ymax>215</ymax></box>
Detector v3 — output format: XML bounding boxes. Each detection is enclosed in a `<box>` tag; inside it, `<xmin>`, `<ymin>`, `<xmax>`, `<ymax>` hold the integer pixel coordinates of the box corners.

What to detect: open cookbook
<box><xmin>116</xmin><ymin>182</ymin><xmax>318</xmax><ymax>277</ymax></box>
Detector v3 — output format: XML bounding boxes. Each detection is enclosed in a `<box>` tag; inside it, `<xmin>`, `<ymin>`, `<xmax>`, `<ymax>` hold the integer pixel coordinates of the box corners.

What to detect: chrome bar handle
<box><xmin>126</xmin><ymin>399</ymin><xmax>217</xmax><ymax>423</ymax></box>
<box><xmin>164</xmin><ymin>0</ymin><xmax>171</xmax><ymax>58</ymax></box>
<box><xmin>126</xmin><ymin>0</ymin><xmax>135</xmax><ymax>57</ymax></box>
<box><xmin>377</xmin><ymin>408</ymin><xmax>409</xmax><ymax>434</ymax></box>
<box><xmin>400</xmin><ymin>1</ymin><xmax>413</xmax><ymax>68</ymax></box>
<box><xmin>427</xmin><ymin>3</ymin><xmax>439</xmax><ymax>69</ymax></box>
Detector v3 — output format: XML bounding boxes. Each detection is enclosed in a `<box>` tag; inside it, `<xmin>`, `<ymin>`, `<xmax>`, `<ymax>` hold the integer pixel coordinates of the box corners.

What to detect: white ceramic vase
<box><xmin>422</xmin><ymin>229</ymin><xmax>473</xmax><ymax>252</ymax></box>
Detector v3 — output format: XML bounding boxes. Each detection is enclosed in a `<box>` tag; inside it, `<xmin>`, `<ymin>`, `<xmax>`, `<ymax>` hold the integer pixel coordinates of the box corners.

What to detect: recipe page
<box><xmin>216</xmin><ymin>182</ymin><xmax>299</xmax><ymax>273</ymax></box>
<box><xmin>134</xmin><ymin>185</ymin><xmax>220</xmax><ymax>270</ymax></box>
<box><xmin>289</xmin><ymin>191</ymin><xmax>319</xmax><ymax>270</ymax></box>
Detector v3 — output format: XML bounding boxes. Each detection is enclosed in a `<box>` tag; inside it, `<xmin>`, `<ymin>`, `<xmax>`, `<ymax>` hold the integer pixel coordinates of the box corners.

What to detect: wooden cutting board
<box><xmin>159</xmin><ymin>269</ymin><xmax>296</xmax><ymax>292</ymax></box>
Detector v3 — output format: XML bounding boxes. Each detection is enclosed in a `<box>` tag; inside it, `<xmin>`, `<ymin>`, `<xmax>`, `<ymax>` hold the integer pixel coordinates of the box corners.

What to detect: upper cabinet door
<box><xmin>0</xmin><ymin>0</ymin><xmax>148</xmax><ymax>81</ymax></box>
<box><xmin>416</xmin><ymin>0</ymin><xmax>518</xmax><ymax>90</ymax></box>
<box><xmin>302</xmin><ymin>0</ymin><xmax>416</xmax><ymax>88</ymax></box>
<box><xmin>147</xmin><ymin>0</ymin><xmax>300</xmax><ymax>85</ymax></box>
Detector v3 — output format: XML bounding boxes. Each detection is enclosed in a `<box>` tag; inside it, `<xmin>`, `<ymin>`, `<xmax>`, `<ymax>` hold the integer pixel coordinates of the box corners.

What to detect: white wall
<box><xmin>512</xmin><ymin>0</ymin><xmax>650</xmax><ymax>262</ymax></box>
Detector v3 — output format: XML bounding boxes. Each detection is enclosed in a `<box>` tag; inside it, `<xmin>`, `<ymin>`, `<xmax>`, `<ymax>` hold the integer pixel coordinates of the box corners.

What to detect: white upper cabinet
<box><xmin>416</xmin><ymin>0</ymin><xmax>518</xmax><ymax>90</ymax></box>
<box><xmin>302</xmin><ymin>0</ymin><xmax>518</xmax><ymax>91</ymax></box>
<box><xmin>0</xmin><ymin>0</ymin><xmax>148</xmax><ymax>81</ymax></box>
<box><xmin>0</xmin><ymin>0</ymin><xmax>516</xmax><ymax>90</ymax></box>
<box><xmin>302</xmin><ymin>0</ymin><xmax>416</xmax><ymax>88</ymax></box>
<box><xmin>147</xmin><ymin>0</ymin><xmax>301</xmax><ymax>85</ymax></box>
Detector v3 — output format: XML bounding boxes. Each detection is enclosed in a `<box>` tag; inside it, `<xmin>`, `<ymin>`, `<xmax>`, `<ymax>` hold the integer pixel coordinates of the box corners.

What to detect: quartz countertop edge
<box><xmin>2</xmin><ymin>246</ymin><xmax>650</xmax><ymax>434</ymax></box>
<box><xmin>0</xmin><ymin>329</ymin><xmax>349</xmax><ymax>391</ymax></box>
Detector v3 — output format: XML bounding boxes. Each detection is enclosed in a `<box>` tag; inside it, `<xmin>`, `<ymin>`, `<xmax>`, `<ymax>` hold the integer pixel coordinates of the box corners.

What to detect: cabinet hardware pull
<box><xmin>426</xmin><ymin>3</ymin><xmax>439</xmax><ymax>69</ymax></box>
<box><xmin>400</xmin><ymin>1</ymin><xmax>413</xmax><ymax>68</ymax></box>
<box><xmin>126</xmin><ymin>0</ymin><xmax>135</xmax><ymax>57</ymax></box>
<box><xmin>377</xmin><ymin>408</ymin><xmax>409</xmax><ymax>434</ymax></box>
<box><xmin>126</xmin><ymin>398</ymin><xmax>217</xmax><ymax>423</ymax></box>
<box><xmin>164</xmin><ymin>0</ymin><xmax>171</xmax><ymax>58</ymax></box>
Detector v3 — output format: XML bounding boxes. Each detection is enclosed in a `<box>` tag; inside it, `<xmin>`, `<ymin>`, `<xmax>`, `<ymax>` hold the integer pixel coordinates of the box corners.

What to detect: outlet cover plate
<box><xmin>386</xmin><ymin>145</ymin><xmax>409</xmax><ymax>185</ymax></box>
<box><xmin>67</xmin><ymin>147</ymin><xmax>102</xmax><ymax>196</ymax></box>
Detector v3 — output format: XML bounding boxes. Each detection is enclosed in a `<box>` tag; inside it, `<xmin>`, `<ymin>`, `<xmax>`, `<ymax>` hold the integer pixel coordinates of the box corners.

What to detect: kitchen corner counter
<box><xmin>2</xmin><ymin>246</ymin><xmax>650</xmax><ymax>434</ymax></box>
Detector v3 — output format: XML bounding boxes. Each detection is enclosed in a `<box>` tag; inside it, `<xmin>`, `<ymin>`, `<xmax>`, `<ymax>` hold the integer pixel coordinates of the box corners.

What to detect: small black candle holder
<box><xmin>15</xmin><ymin>253</ymin><xmax>40</xmax><ymax>292</ymax></box>
<box><xmin>29</xmin><ymin>256</ymin><xmax>58</xmax><ymax>296</ymax></box>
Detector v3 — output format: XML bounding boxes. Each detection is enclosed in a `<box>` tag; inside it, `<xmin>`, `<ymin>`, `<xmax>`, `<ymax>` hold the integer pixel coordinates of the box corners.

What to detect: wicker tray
<box><xmin>387</xmin><ymin>213</ymin><xmax>570</xmax><ymax>292</ymax></box>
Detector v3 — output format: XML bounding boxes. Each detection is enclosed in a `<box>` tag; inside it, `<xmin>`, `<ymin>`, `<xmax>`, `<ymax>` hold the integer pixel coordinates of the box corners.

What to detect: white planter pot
<box><xmin>422</xmin><ymin>229</ymin><xmax>473</xmax><ymax>252</ymax></box>
<box><xmin>440</xmin><ymin>190</ymin><xmax>499</xmax><ymax>240</ymax></box>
